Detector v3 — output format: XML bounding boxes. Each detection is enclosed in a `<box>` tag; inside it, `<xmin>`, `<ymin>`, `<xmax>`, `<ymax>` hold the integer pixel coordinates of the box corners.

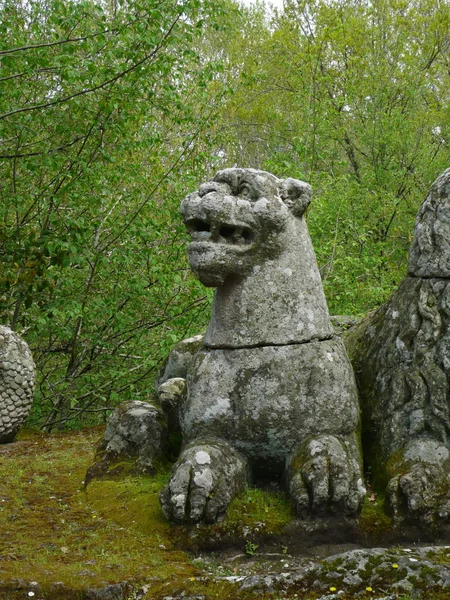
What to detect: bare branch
<box><xmin>0</xmin><ymin>33</ymin><xmax>105</xmax><ymax>56</ymax></box>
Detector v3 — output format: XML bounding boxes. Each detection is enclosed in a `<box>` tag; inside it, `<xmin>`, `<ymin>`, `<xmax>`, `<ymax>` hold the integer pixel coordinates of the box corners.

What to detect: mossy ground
<box><xmin>358</xmin><ymin>491</ymin><xmax>394</xmax><ymax>541</ymax></box>
<box><xmin>1</xmin><ymin>428</ymin><xmax>449</xmax><ymax>600</ymax></box>
<box><xmin>0</xmin><ymin>428</ymin><xmax>236</xmax><ymax>599</ymax></box>
<box><xmin>0</xmin><ymin>427</ymin><xmax>294</xmax><ymax>600</ymax></box>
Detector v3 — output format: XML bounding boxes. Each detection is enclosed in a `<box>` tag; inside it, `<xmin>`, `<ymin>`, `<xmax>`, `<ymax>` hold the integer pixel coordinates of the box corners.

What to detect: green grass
<box><xmin>357</xmin><ymin>490</ymin><xmax>394</xmax><ymax>541</ymax></box>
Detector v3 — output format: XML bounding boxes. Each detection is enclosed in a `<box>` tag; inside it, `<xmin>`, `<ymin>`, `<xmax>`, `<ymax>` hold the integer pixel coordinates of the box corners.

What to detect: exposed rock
<box><xmin>156</xmin><ymin>334</ymin><xmax>204</xmax><ymax>388</ymax></box>
<box><xmin>233</xmin><ymin>545</ymin><xmax>450</xmax><ymax>596</ymax></box>
<box><xmin>85</xmin><ymin>401</ymin><xmax>168</xmax><ymax>485</ymax></box>
<box><xmin>409</xmin><ymin>167</ymin><xmax>450</xmax><ymax>277</ymax></box>
<box><xmin>160</xmin><ymin>439</ymin><xmax>248</xmax><ymax>523</ymax></box>
<box><xmin>161</xmin><ymin>596</ymin><xmax>206</xmax><ymax>600</ymax></box>
<box><xmin>329</xmin><ymin>315</ymin><xmax>359</xmax><ymax>335</ymax></box>
<box><xmin>85</xmin><ymin>582</ymin><xmax>130</xmax><ymax>600</ymax></box>
<box><xmin>163</xmin><ymin>168</ymin><xmax>363</xmax><ymax>522</ymax></box>
<box><xmin>345</xmin><ymin>168</ymin><xmax>450</xmax><ymax>525</ymax></box>
<box><xmin>0</xmin><ymin>325</ymin><xmax>36</xmax><ymax>443</ymax></box>
<box><xmin>157</xmin><ymin>377</ymin><xmax>186</xmax><ymax>431</ymax></box>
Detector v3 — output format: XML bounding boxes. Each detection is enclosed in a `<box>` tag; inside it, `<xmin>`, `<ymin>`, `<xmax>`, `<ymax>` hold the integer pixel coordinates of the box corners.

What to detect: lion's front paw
<box><xmin>288</xmin><ymin>435</ymin><xmax>365</xmax><ymax>517</ymax></box>
<box><xmin>386</xmin><ymin>442</ymin><xmax>450</xmax><ymax>524</ymax></box>
<box><xmin>160</xmin><ymin>440</ymin><xmax>248</xmax><ymax>523</ymax></box>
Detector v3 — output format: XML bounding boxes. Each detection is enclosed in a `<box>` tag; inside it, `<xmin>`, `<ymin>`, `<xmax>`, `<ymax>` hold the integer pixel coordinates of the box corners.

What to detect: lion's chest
<box><xmin>181</xmin><ymin>339</ymin><xmax>359</xmax><ymax>461</ymax></box>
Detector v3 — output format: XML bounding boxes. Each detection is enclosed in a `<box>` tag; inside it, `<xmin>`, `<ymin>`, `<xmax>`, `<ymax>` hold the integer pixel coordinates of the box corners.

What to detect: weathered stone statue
<box><xmin>0</xmin><ymin>325</ymin><xmax>36</xmax><ymax>443</ymax></box>
<box><xmin>160</xmin><ymin>168</ymin><xmax>365</xmax><ymax>523</ymax></box>
<box><xmin>346</xmin><ymin>168</ymin><xmax>450</xmax><ymax>525</ymax></box>
<box><xmin>84</xmin><ymin>400</ymin><xmax>169</xmax><ymax>486</ymax></box>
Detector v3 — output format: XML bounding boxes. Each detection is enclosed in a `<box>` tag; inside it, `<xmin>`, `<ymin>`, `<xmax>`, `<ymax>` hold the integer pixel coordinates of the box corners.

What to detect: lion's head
<box><xmin>180</xmin><ymin>168</ymin><xmax>312</xmax><ymax>287</ymax></box>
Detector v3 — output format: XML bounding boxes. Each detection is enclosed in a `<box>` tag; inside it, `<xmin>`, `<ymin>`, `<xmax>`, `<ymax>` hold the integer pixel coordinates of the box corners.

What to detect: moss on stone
<box><xmin>358</xmin><ymin>492</ymin><xmax>394</xmax><ymax>542</ymax></box>
<box><xmin>226</xmin><ymin>486</ymin><xmax>294</xmax><ymax>532</ymax></box>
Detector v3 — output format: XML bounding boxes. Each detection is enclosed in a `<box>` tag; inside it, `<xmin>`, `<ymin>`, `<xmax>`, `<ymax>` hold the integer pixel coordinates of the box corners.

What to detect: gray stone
<box><xmin>346</xmin><ymin>279</ymin><xmax>450</xmax><ymax>524</ymax></box>
<box><xmin>156</xmin><ymin>334</ymin><xmax>204</xmax><ymax>388</ymax></box>
<box><xmin>345</xmin><ymin>168</ymin><xmax>450</xmax><ymax>525</ymax></box>
<box><xmin>182</xmin><ymin>340</ymin><xmax>360</xmax><ymax>472</ymax></box>
<box><xmin>85</xmin><ymin>401</ymin><xmax>168</xmax><ymax>485</ymax></box>
<box><xmin>162</xmin><ymin>168</ymin><xmax>364</xmax><ymax>522</ymax></box>
<box><xmin>231</xmin><ymin>546</ymin><xmax>450</xmax><ymax>595</ymax></box>
<box><xmin>330</xmin><ymin>315</ymin><xmax>359</xmax><ymax>335</ymax></box>
<box><xmin>180</xmin><ymin>168</ymin><xmax>333</xmax><ymax>347</ymax></box>
<box><xmin>288</xmin><ymin>434</ymin><xmax>365</xmax><ymax>517</ymax></box>
<box><xmin>160</xmin><ymin>439</ymin><xmax>248</xmax><ymax>523</ymax></box>
<box><xmin>85</xmin><ymin>582</ymin><xmax>130</xmax><ymax>600</ymax></box>
<box><xmin>157</xmin><ymin>377</ymin><xmax>186</xmax><ymax>431</ymax></box>
<box><xmin>0</xmin><ymin>325</ymin><xmax>36</xmax><ymax>443</ymax></box>
<box><xmin>409</xmin><ymin>167</ymin><xmax>450</xmax><ymax>277</ymax></box>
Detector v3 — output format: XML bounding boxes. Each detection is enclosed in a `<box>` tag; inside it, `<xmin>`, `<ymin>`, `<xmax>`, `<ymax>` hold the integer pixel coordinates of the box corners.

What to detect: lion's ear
<box><xmin>279</xmin><ymin>178</ymin><xmax>312</xmax><ymax>217</ymax></box>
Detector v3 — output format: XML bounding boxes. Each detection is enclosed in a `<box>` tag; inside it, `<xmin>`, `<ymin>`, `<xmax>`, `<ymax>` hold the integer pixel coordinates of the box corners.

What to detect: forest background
<box><xmin>1</xmin><ymin>0</ymin><xmax>449</xmax><ymax>432</ymax></box>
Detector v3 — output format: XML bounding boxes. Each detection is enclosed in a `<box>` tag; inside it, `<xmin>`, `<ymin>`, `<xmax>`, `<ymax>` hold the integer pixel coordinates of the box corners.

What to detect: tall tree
<box><xmin>0</xmin><ymin>0</ymin><xmax>235</xmax><ymax>429</ymax></box>
<box><xmin>219</xmin><ymin>0</ymin><xmax>450</xmax><ymax>313</ymax></box>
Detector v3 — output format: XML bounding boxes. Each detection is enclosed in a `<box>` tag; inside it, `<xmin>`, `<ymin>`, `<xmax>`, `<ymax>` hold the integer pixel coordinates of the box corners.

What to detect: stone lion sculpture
<box><xmin>345</xmin><ymin>167</ymin><xmax>450</xmax><ymax>525</ymax></box>
<box><xmin>159</xmin><ymin>168</ymin><xmax>365</xmax><ymax>523</ymax></box>
<box><xmin>0</xmin><ymin>325</ymin><xmax>36</xmax><ymax>443</ymax></box>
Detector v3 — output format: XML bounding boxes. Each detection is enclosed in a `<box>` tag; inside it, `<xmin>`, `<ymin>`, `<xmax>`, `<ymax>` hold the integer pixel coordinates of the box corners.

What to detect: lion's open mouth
<box><xmin>186</xmin><ymin>218</ymin><xmax>254</xmax><ymax>246</ymax></box>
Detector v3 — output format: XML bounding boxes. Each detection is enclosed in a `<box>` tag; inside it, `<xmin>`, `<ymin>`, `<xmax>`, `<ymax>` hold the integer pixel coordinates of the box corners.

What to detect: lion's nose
<box><xmin>186</xmin><ymin>218</ymin><xmax>253</xmax><ymax>245</ymax></box>
<box><xmin>218</xmin><ymin>224</ymin><xmax>254</xmax><ymax>244</ymax></box>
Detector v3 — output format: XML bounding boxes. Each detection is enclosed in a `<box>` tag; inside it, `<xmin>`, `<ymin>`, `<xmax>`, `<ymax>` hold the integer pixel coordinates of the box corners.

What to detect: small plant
<box><xmin>245</xmin><ymin>540</ymin><xmax>258</xmax><ymax>556</ymax></box>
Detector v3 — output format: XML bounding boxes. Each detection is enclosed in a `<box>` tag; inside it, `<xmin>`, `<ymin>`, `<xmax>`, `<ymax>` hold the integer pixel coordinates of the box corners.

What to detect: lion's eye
<box><xmin>239</xmin><ymin>185</ymin><xmax>250</xmax><ymax>197</ymax></box>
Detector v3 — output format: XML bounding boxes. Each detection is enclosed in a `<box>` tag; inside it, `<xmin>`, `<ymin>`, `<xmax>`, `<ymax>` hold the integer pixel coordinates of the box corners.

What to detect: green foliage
<box><xmin>0</xmin><ymin>0</ymin><xmax>236</xmax><ymax>430</ymax></box>
<box><xmin>1</xmin><ymin>0</ymin><xmax>450</xmax><ymax>430</ymax></box>
<box><xmin>244</xmin><ymin>540</ymin><xmax>258</xmax><ymax>555</ymax></box>
<box><xmin>218</xmin><ymin>0</ymin><xmax>450</xmax><ymax>315</ymax></box>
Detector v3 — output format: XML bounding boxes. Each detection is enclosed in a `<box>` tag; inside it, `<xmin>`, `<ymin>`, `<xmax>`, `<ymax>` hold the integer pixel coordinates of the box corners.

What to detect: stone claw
<box><xmin>288</xmin><ymin>435</ymin><xmax>365</xmax><ymax>517</ymax></box>
<box><xmin>160</xmin><ymin>440</ymin><xmax>248</xmax><ymax>523</ymax></box>
<box><xmin>386</xmin><ymin>457</ymin><xmax>450</xmax><ymax>524</ymax></box>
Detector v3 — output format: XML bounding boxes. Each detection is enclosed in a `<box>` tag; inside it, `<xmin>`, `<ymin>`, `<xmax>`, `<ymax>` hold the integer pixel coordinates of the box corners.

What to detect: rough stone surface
<box><xmin>346</xmin><ymin>278</ymin><xmax>450</xmax><ymax>524</ymax></box>
<box><xmin>182</xmin><ymin>339</ymin><xmax>360</xmax><ymax>469</ymax></box>
<box><xmin>155</xmin><ymin>334</ymin><xmax>202</xmax><ymax>430</ymax></box>
<box><xmin>155</xmin><ymin>315</ymin><xmax>354</xmax><ymax>432</ymax></box>
<box><xmin>180</xmin><ymin>168</ymin><xmax>334</xmax><ymax>347</ymax></box>
<box><xmin>329</xmin><ymin>315</ymin><xmax>359</xmax><ymax>334</ymax></box>
<box><xmin>288</xmin><ymin>434</ymin><xmax>365</xmax><ymax>517</ymax></box>
<box><xmin>156</xmin><ymin>334</ymin><xmax>204</xmax><ymax>388</ymax></box>
<box><xmin>85</xmin><ymin>582</ymin><xmax>130</xmax><ymax>600</ymax></box>
<box><xmin>157</xmin><ymin>377</ymin><xmax>186</xmax><ymax>431</ymax></box>
<box><xmin>85</xmin><ymin>401</ymin><xmax>168</xmax><ymax>485</ymax></box>
<box><xmin>0</xmin><ymin>325</ymin><xmax>36</xmax><ymax>443</ymax></box>
<box><xmin>160</xmin><ymin>439</ymin><xmax>248</xmax><ymax>523</ymax></box>
<box><xmin>409</xmin><ymin>167</ymin><xmax>450</xmax><ymax>277</ymax></box>
<box><xmin>162</xmin><ymin>168</ymin><xmax>363</xmax><ymax>522</ymax></box>
<box><xmin>345</xmin><ymin>168</ymin><xmax>450</xmax><ymax>525</ymax></box>
<box><xmin>232</xmin><ymin>546</ymin><xmax>450</xmax><ymax>596</ymax></box>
